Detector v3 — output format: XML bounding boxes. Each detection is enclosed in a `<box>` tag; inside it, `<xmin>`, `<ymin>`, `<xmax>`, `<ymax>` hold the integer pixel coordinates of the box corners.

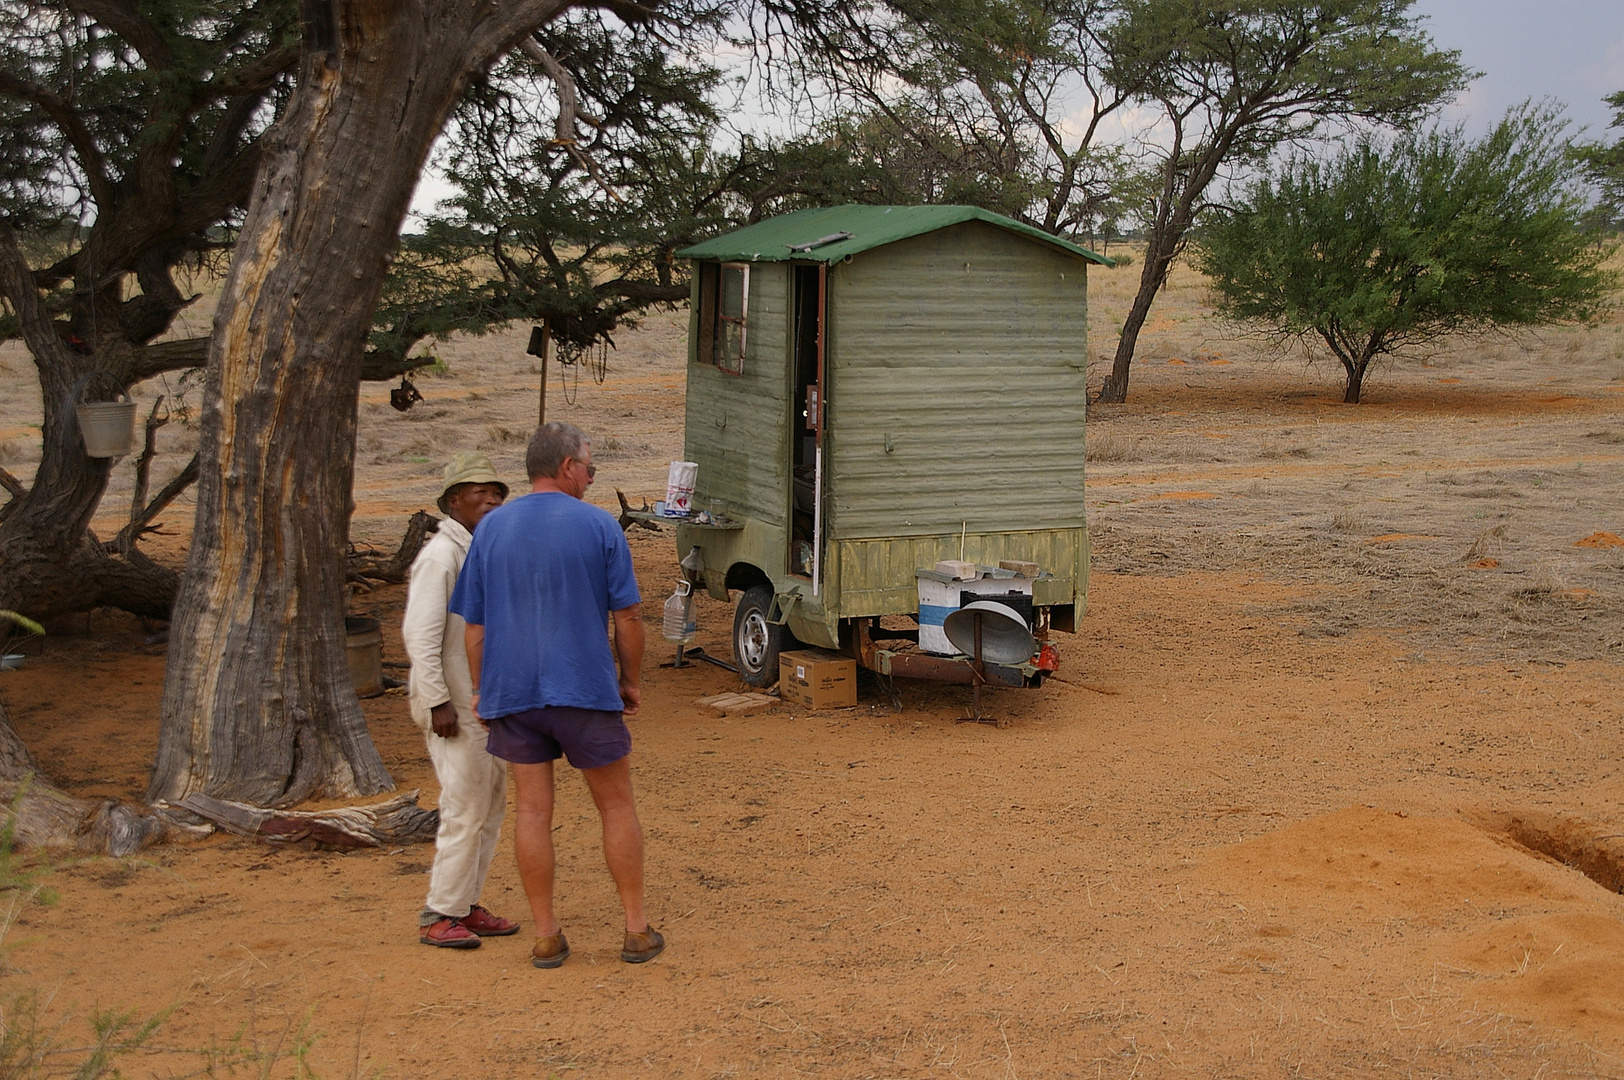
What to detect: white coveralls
<box><xmin>402</xmin><ymin>516</ymin><xmax>508</xmax><ymax>924</ymax></box>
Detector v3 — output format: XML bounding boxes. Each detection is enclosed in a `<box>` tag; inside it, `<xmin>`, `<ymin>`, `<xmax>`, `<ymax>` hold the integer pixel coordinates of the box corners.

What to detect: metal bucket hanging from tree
<box><xmin>73</xmin><ymin>372</ymin><xmax>136</xmax><ymax>458</ymax></box>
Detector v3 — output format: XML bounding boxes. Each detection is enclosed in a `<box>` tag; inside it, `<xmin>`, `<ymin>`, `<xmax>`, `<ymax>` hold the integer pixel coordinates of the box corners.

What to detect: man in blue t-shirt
<box><xmin>449</xmin><ymin>421</ymin><xmax>663</xmax><ymax>969</ymax></box>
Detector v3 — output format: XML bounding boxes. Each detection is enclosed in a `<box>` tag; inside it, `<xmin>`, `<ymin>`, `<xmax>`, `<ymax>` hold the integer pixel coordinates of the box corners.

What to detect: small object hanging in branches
<box><xmin>555</xmin><ymin>330</ymin><xmax>609</xmax><ymax>405</ymax></box>
<box><xmin>390</xmin><ymin>377</ymin><xmax>424</xmax><ymax>412</ymax></box>
<box><xmin>590</xmin><ymin>339</ymin><xmax>608</xmax><ymax>385</ymax></box>
<box><xmin>557</xmin><ymin>340</ymin><xmax>581</xmax><ymax>405</ymax></box>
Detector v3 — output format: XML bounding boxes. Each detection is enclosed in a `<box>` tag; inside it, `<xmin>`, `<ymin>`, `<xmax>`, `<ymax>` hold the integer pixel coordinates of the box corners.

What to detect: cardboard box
<box><xmin>779</xmin><ymin>650</ymin><xmax>857</xmax><ymax>709</ymax></box>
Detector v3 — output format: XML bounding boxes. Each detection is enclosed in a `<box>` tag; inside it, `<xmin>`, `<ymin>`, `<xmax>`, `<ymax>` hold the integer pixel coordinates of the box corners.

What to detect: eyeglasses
<box><xmin>570</xmin><ymin>458</ymin><xmax>596</xmax><ymax>479</ymax></box>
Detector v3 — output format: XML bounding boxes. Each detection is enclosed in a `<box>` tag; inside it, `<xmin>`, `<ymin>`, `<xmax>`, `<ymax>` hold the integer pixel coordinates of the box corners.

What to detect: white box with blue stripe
<box><xmin>916</xmin><ymin>567</ymin><xmax>1034</xmax><ymax>656</ymax></box>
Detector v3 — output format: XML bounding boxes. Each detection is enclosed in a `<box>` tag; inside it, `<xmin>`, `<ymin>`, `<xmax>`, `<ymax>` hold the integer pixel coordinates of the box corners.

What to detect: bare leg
<box><xmin>510</xmin><ymin>760</ymin><xmax>559</xmax><ymax>936</ymax></box>
<box><xmin>580</xmin><ymin>755</ymin><xmax>647</xmax><ymax>932</ymax></box>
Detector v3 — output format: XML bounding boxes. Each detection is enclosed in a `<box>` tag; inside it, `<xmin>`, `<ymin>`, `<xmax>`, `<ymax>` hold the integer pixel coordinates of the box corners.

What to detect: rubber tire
<box><xmin>732</xmin><ymin>585</ymin><xmax>787</xmax><ymax>687</ymax></box>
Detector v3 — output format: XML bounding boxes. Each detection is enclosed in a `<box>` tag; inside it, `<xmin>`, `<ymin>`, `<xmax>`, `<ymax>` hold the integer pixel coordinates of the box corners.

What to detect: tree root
<box><xmin>159</xmin><ymin>790</ymin><xmax>438</xmax><ymax>850</ymax></box>
<box><xmin>0</xmin><ymin>701</ymin><xmax>168</xmax><ymax>857</ymax></box>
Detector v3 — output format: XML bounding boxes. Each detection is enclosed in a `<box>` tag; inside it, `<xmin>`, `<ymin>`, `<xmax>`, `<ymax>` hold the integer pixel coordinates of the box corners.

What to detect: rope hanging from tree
<box><xmin>555</xmin><ymin>336</ymin><xmax>608</xmax><ymax>405</ymax></box>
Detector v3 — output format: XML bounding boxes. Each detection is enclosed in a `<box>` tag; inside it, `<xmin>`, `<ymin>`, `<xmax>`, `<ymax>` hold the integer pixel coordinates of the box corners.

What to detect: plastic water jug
<box><xmin>662</xmin><ymin>581</ymin><xmax>696</xmax><ymax>642</ymax></box>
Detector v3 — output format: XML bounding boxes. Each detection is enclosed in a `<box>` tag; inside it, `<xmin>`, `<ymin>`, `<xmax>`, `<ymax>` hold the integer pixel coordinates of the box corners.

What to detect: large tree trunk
<box><xmin>1343</xmin><ymin>366</ymin><xmax>1361</xmax><ymax>404</ymax></box>
<box><xmin>149</xmin><ymin>0</ymin><xmax>566</xmax><ymax>807</ymax></box>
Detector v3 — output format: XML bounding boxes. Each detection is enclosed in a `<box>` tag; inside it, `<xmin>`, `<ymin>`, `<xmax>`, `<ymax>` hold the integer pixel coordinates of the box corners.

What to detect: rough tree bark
<box><xmin>149</xmin><ymin>0</ymin><xmax>571</xmax><ymax>807</ymax></box>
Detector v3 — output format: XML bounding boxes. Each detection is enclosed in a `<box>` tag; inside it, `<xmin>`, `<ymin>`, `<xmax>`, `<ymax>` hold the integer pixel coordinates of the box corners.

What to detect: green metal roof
<box><xmin>676</xmin><ymin>205</ymin><xmax>1113</xmax><ymax>267</ymax></box>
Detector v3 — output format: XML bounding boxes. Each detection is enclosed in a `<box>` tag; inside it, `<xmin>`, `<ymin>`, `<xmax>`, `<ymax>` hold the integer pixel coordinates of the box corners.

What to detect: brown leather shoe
<box><xmin>531</xmin><ymin>931</ymin><xmax>570</xmax><ymax>969</ymax></box>
<box><xmin>420</xmin><ymin>917</ymin><xmax>481</xmax><ymax>949</ymax></box>
<box><xmin>621</xmin><ymin>926</ymin><xmax>665</xmax><ymax>964</ymax></box>
<box><xmin>462</xmin><ymin>905</ymin><xmax>520</xmax><ymax>937</ymax></box>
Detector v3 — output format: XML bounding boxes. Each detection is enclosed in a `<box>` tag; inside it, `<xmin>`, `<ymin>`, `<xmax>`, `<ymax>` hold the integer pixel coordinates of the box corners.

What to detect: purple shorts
<box><xmin>485</xmin><ymin>706</ymin><xmax>631</xmax><ymax>770</ymax></box>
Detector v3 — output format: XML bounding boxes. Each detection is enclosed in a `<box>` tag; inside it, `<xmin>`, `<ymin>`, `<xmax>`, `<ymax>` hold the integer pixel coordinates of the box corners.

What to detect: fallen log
<box><xmin>348</xmin><ymin>511</ymin><xmax>438</xmax><ymax>585</ymax></box>
<box><xmin>167</xmin><ymin>790</ymin><xmax>438</xmax><ymax>850</ymax></box>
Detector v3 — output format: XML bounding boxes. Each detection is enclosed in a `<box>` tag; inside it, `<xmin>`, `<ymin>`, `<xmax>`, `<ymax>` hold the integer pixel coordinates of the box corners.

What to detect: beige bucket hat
<box><xmin>437</xmin><ymin>452</ymin><xmax>508</xmax><ymax>513</ymax></box>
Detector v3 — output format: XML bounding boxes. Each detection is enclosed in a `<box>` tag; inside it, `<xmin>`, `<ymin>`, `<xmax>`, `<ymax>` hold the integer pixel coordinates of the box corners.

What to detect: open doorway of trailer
<box><xmin>790</xmin><ymin>263</ymin><xmax>825</xmax><ymax>592</ymax></box>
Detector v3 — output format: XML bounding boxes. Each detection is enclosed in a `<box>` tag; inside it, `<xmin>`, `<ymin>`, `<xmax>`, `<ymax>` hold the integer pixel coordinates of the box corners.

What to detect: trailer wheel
<box><xmin>733</xmin><ymin>585</ymin><xmax>786</xmax><ymax>687</ymax></box>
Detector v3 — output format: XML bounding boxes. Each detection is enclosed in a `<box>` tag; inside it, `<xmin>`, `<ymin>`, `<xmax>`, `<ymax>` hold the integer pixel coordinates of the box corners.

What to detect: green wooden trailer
<box><xmin>668</xmin><ymin>205</ymin><xmax>1108</xmax><ymax>690</ymax></box>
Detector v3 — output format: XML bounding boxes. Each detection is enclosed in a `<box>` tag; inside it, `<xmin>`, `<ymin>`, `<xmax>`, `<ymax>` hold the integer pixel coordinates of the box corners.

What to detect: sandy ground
<box><xmin>0</xmin><ymin>258</ymin><xmax>1622</xmax><ymax>1078</ymax></box>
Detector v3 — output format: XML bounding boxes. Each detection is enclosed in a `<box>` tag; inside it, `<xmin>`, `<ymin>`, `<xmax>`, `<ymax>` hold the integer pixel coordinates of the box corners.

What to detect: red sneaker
<box><xmin>420</xmin><ymin>917</ymin><xmax>481</xmax><ymax>948</ymax></box>
<box><xmin>462</xmin><ymin>905</ymin><xmax>520</xmax><ymax>937</ymax></box>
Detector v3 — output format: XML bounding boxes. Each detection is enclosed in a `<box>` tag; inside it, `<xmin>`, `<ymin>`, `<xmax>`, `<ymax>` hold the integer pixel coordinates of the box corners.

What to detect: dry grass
<box><xmin>1256</xmin><ymin>435</ymin><xmax>1314</xmax><ymax>459</ymax></box>
<box><xmin>1460</xmin><ymin>523</ymin><xmax>1510</xmax><ymax>562</ymax></box>
<box><xmin>483</xmin><ymin>424</ymin><xmax>527</xmax><ymax>446</ymax></box>
<box><xmin>1085</xmin><ymin>431</ymin><xmax>1143</xmax><ymax>462</ymax></box>
<box><xmin>0</xmin><ymin>437</ymin><xmax>35</xmax><ymax>464</ymax></box>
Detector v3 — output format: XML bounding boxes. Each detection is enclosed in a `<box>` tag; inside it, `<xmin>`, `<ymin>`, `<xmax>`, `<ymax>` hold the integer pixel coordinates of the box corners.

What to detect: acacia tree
<box><xmin>0</xmin><ymin>0</ymin><xmax>300</xmax><ymax>621</ymax></box>
<box><xmin>1198</xmin><ymin>105</ymin><xmax>1615</xmax><ymax>403</ymax></box>
<box><xmin>147</xmin><ymin>0</ymin><xmax>561</xmax><ymax>806</ymax></box>
<box><xmin>756</xmin><ymin>0</ymin><xmax>1135</xmax><ymax>240</ymax></box>
<box><xmin>1574</xmin><ymin>90</ymin><xmax>1624</xmax><ymax>231</ymax></box>
<box><xmin>1090</xmin><ymin>0</ymin><xmax>1470</xmax><ymax>403</ymax></box>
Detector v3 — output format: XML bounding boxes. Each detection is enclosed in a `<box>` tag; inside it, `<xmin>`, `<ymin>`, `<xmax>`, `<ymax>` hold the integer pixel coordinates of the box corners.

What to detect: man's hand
<box><xmin>619</xmin><ymin>678</ymin><xmax>642</xmax><ymax>716</ymax></box>
<box><xmin>429</xmin><ymin>702</ymin><xmax>460</xmax><ymax>738</ymax></box>
<box><xmin>471</xmin><ymin>692</ymin><xmax>489</xmax><ymax>729</ymax></box>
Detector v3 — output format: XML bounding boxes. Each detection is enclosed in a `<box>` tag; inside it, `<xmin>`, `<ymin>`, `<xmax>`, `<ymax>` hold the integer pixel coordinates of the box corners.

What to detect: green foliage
<box><xmin>370</xmin><ymin>8</ymin><xmax>729</xmax><ymax>368</ymax></box>
<box><xmin>1198</xmin><ymin>103</ymin><xmax>1616</xmax><ymax>402</ymax></box>
<box><xmin>1105</xmin><ymin>0</ymin><xmax>1470</xmax><ymax>158</ymax></box>
<box><xmin>1573</xmin><ymin>90</ymin><xmax>1624</xmax><ymax>230</ymax></box>
<box><xmin>0</xmin><ymin>993</ymin><xmax>162</xmax><ymax>1080</ymax></box>
<box><xmin>370</xmin><ymin>5</ymin><xmax>1000</xmax><ymax>372</ymax></box>
<box><xmin>755</xmin><ymin>0</ymin><xmax>1136</xmax><ymax>242</ymax></box>
<box><xmin>0</xmin><ymin>1</ymin><xmax>299</xmax><ymax>341</ymax></box>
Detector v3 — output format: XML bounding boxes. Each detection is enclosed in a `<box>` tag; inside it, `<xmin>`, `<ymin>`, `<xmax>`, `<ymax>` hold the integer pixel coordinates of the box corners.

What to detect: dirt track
<box><xmin>0</xmin><ymin>263</ymin><xmax>1622</xmax><ymax>1077</ymax></box>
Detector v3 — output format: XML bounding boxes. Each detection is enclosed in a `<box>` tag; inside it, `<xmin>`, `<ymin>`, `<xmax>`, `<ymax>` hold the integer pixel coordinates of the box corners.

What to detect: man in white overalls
<box><xmin>403</xmin><ymin>452</ymin><xmax>519</xmax><ymax>948</ymax></box>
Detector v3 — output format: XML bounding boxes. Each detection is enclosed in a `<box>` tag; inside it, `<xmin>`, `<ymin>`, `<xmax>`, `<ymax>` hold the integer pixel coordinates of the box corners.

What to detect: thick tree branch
<box><xmin>360</xmin><ymin>350</ymin><xmax>433</xmax><ymax>382</ymax></box>
<box><xmin>519</xmin><ymin>37</ymin><xmax>590</xmax><ymax>142</ymax></box>
<box><xmin>0</xmin><ymin>73</ymin><xmax>116</xmax><ymax>209</ymax></box>
<box><xmin>0</xmin><ymin>467</ymin><xmax>27</xmax><ymax>525</ymax></box>
<box><xmin>63</xmin><ymin>0</ymin><xmax>175</xmax><ymax>70</ymax></box>
<box><xmin>597</xmin><ymin>278</ymin><xmax>689</xmax><ymax>303</ymax></box>
<box><xmin>0</xmin><ymin>468</ymin><xmax>26</xmax><ymax>502</ymax></box>
<box><xmin>129</xmin><ymin>337</ymin><xmax>210</xmax><ymax>380</ymax></box>
<box><xmin>208</xmin><ymin>45</ymin><xmax>299</xmax><ymax>97</ymax></box>
<box><xmin>0</xmin><ymin>220</ymin><xmax>66</xmax><ymax>360</ymax></box>
<box><xmin>518</xmin><ymin>36</ymin><xmax>621</xmax><ymax>200</ymax></box>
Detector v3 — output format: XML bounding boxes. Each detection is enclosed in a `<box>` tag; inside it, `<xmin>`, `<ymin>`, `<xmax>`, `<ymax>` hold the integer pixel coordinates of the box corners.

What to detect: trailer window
<box><xmin>696</xmin><ymin>262</ymin><xmax>748</xmax><ymax>374</ymax></box>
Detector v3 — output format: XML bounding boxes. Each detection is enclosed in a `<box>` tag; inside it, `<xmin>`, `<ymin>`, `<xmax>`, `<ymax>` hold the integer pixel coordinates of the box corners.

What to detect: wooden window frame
<box><xmin>695</xmin><ymin>261</ymin><xmax>748</xmax><ymax>375</ymax></box>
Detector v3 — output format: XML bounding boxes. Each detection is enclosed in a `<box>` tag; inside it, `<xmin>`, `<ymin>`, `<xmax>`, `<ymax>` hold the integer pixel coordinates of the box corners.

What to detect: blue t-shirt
<box><xmin>449</xmin><ymin>492</ymin><xmax>641</xmax><ymax>716</ymax></box>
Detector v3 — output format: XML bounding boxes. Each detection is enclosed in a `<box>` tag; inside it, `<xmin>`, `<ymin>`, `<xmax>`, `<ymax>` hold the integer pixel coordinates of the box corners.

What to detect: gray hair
<box><xmin>526</xmin><ymin>421</ymin><xmax>588</xmax><ymax>480</ymax></box>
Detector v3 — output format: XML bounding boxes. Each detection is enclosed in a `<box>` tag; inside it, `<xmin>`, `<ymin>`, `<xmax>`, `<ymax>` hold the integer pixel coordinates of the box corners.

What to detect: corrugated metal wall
<box><xmin>826</xmin><ymin>220</ymin><xmax>1088</xmax><ymax>540</ymax></box>
<box><xmin>684</xmin><ymin>263</ymin><xmax>791</xmax><ymax>529</ymax></box>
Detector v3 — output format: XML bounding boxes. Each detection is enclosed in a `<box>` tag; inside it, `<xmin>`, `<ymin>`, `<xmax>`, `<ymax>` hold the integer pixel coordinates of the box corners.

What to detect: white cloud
<box><xmin>1585</xmin><ymin>29</ymin><xmax>1624</xmax><ymax>93</ymax></box>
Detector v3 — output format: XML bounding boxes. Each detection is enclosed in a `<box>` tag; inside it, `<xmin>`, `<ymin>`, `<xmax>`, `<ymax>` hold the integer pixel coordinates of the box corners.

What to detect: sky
<box><xmin>1412</xmin><ymin>0</ymin><xmax>1624</xmax><ymax>136</ymax></box>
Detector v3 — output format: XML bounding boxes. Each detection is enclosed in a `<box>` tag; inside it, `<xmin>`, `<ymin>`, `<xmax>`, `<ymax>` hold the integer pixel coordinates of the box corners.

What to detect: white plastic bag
<box><xmin>664</xmin><ymin>461</ymin><xmax>698</xmax><ymax>516</ymax></box>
